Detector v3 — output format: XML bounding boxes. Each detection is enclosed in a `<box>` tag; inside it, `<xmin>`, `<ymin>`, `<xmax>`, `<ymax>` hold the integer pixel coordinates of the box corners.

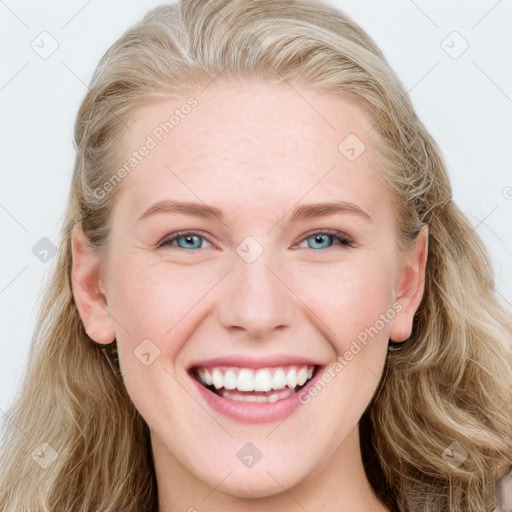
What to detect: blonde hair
<box><xmin>1</xmin><ymin>1</ymin><xmax>510</xmax><ymax>510</ymax></box>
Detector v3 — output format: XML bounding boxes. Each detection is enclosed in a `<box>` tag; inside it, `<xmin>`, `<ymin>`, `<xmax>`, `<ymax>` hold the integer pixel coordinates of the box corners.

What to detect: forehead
<box><xmin>110</xmin><ymin>80</ymin><xmax>394</xmax><ymax>227</ymax></box>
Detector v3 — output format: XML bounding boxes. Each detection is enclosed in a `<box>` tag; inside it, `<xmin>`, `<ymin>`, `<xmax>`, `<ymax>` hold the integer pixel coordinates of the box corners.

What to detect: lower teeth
<box><xmin>203</xmin><ymin>377</ymin><xmax>312</xmax><ymax>403</ymax></box>
<box><xmin>218</xmin><ymin>387</ymin><xmax>296</xmax><ymax>403</ymax></box>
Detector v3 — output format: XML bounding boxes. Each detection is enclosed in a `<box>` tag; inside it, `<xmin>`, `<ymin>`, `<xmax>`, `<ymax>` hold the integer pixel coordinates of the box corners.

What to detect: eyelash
<box><xmin>156</xmin><ymin>229</ymin><xmax>355</xmax><ymax>250</ymax></box>
<box><xmin>295</xmin><ymin>229</ymin><xmax>354</xmax><ymax>248</ymax></box>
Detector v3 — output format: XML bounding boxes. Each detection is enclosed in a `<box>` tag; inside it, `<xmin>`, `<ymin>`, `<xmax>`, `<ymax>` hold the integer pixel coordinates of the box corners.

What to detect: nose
<box><xmin>218</xmin><ymin>251</ymin><xmax>295</xmax><ymax>339</ymax></box>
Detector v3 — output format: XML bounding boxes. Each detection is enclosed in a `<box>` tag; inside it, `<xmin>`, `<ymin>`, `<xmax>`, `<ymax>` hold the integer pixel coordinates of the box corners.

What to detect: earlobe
<box><xmin>70</xmin><ymin>224</ymin><xmax>116</xmax><ymax>345</ymax></box>
<box><xmin>389</xmin><ymin>225</ymin><xmax>429</xmax><ymax>343</ymax></box>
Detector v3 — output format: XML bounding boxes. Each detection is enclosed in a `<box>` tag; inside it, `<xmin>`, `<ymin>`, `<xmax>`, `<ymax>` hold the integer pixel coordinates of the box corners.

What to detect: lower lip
<box><xmin>190</xmin><ymin>370</ymin><xmax>320</xmax><ymax>424</ymax></box>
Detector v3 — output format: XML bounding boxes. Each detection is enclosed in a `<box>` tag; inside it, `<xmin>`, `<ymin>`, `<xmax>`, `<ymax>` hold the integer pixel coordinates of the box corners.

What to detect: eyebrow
<box><xmin>138</xmin><ymin>199</ymin><xmax>371</xmax><ymax>224</ymax></box>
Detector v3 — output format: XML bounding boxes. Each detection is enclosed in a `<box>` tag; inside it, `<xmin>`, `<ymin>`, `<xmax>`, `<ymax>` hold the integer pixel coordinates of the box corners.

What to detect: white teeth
<box><xmin>196</xmin><ymin>365</ymin><xmax>315</xmax><ymax>394</ymax></box>
<box><xmin>237</xmin><ymin>369</ymin><xmax>255</xmax><ymax>391</ymax></box>
<box><xmin>286</xmin><ymin>368</ymin><xmax>297</xmax><ymax>388</ymax></box>
<box><xmin>212</xmin><ymin>368</ymin><xmax>223</xmax><ymax>390</ymax></box>
<box><xmin>223</xmin><ymin>369</ymin><xmax>237</xmax><ymax>390</ymax></box>
<box><xmin>297</xmin><ymin>367</ymin><xmax>308</xmax><ymax>386</ymax></box>
<box><xmin>254</xmin><ymin>369</ymin><xmax>272</xmax><ymax>392</ymax></box>
<box><xmin>272</xmin><ymin>368</ymin><xmax>287</xmax><ymax>390</ymax></box>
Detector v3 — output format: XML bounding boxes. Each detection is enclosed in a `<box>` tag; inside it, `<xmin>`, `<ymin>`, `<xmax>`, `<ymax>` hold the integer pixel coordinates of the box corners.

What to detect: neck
<box><xmin>153</xmin><ymin>427</ymin><xmax>389</xmax><ymax>512</ymax></box>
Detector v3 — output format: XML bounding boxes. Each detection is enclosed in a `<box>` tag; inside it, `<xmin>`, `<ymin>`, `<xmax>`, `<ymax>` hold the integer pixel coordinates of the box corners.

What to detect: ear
<box><xmin>389</xmin><ymin>225</ymin><xmax>428</xmax><ymax>343</ymax></box>
<box><xmin>70</xmin><ymin>224</ymin><xmax>116</xmax><ymax>345</ymax></box>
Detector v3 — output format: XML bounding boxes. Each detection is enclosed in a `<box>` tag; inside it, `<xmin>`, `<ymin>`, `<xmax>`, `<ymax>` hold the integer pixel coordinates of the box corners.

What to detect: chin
<box><xmin>214</xmin><ymin>472</ymin><xmax>298</xmax><ymax>500</ymax></box>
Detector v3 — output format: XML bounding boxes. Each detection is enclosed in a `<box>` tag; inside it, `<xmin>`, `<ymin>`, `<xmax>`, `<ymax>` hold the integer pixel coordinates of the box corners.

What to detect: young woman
<box><xmin>1</xmin><ymin>1</ymin><xmax>511</xmax><ymax>510</ymax></box>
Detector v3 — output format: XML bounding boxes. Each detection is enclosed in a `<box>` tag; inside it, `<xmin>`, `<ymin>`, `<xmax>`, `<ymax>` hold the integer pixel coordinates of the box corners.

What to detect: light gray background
<box><xmin>1</xmin><ymin>0</ymin><xmax>511</xmax><ymax>416</ymax></box>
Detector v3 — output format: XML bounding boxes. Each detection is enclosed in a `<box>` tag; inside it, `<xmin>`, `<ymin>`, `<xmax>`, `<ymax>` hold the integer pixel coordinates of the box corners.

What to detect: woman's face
<box><xmin>75</xmin><ymin>79</ymin><xmax>426</xmax><ymax>499</ymax></box>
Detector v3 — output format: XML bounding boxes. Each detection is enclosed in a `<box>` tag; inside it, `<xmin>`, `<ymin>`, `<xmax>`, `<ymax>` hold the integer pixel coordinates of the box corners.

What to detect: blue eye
<box><xmin>298</xmin><ymin>230</ymin><xmax>353</xmax><ymax>250</ymax></box>
<box><xmin>157</xmin><ymin>229</ymin><xmax>353</xmax><ymax>251</ymax></box>
<box><xmin>157</xmin><ymin>231</ymin><xmax>210</xmax><ymax>250</ymax></box>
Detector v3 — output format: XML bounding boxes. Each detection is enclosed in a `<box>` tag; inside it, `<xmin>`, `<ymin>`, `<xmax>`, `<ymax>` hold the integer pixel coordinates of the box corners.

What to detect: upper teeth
<box><xmin>196</xmin><ymin>365</ymin><xmax>314</xmax><ymax>392</ymax></box>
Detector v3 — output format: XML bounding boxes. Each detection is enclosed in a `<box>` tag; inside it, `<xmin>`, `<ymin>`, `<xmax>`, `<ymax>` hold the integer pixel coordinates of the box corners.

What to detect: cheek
<box><xmin>109</xmin><ymin>250</ymin><xmax>396</xmax><ymax>355</ymax></box>
<box><xmin>107</xmin><ymin>258</ymin><xmax>222</xmax><ymax>353</ymax></box>
<box><xmin>292</xmin><ymin>261</ymin><xmax>395</xmax><ymax>432</ymax></box>
<box><xmin>104</xmin><ymin>259</ymin><xmax>208</xmax><ymax>434</ymax></box>
<box><xmin>293</xmin><ymin>257</ymin><xmax>396</xmax><ymax>350</ymax></box>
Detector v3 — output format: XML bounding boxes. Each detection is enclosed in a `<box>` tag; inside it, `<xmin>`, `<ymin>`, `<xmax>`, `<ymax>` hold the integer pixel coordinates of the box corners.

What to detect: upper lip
<box><xmin>189</xmin><ymin>354</ymin><xmax>323</xmax><ymax>370</ymax></box>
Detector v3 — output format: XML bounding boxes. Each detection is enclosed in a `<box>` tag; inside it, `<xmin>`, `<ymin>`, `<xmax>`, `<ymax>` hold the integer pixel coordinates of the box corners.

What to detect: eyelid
<box><xmin>156</xmin><ymin>228</ymin><xmax>356</xmax><ymax>250</ymax></box>
<box><xmin>156</xmin><ymin>230</ymin><xmax>215</xmax><ymax>249</ymax></box>
<box><xmin>293</xmin><ymin>229</ymin><xmax>355</xmax><ymax>248</ymax></box>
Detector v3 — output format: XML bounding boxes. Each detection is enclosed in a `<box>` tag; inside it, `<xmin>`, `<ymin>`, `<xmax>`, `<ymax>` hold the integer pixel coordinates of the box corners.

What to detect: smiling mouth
<box><xmin>191</xmin><ymin>365</ymin><xmax>317</xmax><ymax>403</ymax></box>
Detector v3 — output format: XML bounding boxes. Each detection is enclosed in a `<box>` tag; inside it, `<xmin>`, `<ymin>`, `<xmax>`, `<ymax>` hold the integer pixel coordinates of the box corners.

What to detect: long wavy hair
<box><xmin>1</xmin><ymin>1</ymin><xmax>511</xmax><ymax>510</ymax></box>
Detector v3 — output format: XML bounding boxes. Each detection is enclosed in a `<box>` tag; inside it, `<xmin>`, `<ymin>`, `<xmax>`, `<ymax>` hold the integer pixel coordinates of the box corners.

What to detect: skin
<box><xmin>71</xmin><ymin>79</ymin><xmax>427</xmax><ymax>512</ymax></box>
